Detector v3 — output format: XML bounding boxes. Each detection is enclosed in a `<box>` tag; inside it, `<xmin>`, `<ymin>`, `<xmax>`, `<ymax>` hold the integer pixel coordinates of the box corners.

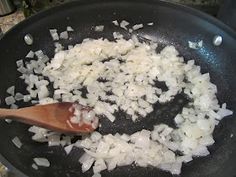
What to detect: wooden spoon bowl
<box><xmin>0</xmin><ymin>102</ymin><xmax>98</xmax><ymax>133</ymax></box>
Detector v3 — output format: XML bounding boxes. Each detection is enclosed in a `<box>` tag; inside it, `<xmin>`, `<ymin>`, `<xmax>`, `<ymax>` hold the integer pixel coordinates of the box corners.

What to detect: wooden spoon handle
<box><xmin>0</xmin><ymin>105</ymin><xmax>59</xmax><ymax>124</ymax></box>
<box><xmin>0</xmin><ymin>108</ymin><xmax>19</xmax><ymax>118</ymax></box>
<box><xmin>0</xmin><ymin>103</ymin><xmax>97</xmax><ymax>133</ymax></box>
<box><xmin>0</xmin><ymin>108</ymin><xmax>40</xmax><ymax>127</ymax></box>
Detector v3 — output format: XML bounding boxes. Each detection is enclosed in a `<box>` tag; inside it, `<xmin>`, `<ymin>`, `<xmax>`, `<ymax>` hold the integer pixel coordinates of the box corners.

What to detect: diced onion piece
<box><xmin>15</xmin><ymin>92</ymin><xmax>24</xmax><ymax>101</ymax></box>
<box><xmin>5</xmin><ymin>119</ymin><xmax>12</xmax><ymax>123</ymax></box>
<box><xmin>49</xmin><ymin>29</ymin><xmax>59</xmax><ymax>41</ymax></box>
<box><xmin>33</xmin><ymin>158</ymin><xmax>50</xmax><ymax>167</ymax></box>
<box><xmin>48</xmin><ymin>134</ymin><xmax>61</xmax><ymax>146</ymax></box>
<box><xmin>113</xmin><ymin>32</ymin><xmax>123</xmax><ymax>39</ymax></box>
<box><xmin>23</xmin><ymin>95</ymin><xmax>31</xmax><ymax>102</ymax></box>
<box><xmin>94</xmin><ymin>25</ymin><xmax>104</xmax><ymax>32</ymax></box>
<box><xmin>79</xmin><ymin>153</ymin><xmax>95</xmax><ymax>172</ymax></box>
<box><xmin>5</xmin><ymin>96</ymin><xmax>15</xmax><ymax>105</ymax></box>
<box><xmin>147</xmin><ymin>22</ymin><xmax>154</xmax><ymax>26</ymax></box>
<box><xmin>112</xmin><ymin>20</ymin><xmax>119</xmax><ymax>26</ymax></box>
<box><xmin>120</xmin><ymin>20</ymin><xmax>129</xmax><ymax>30</ymax></box>
<box><xmin>12</xmin><ymin>136</ymin><xmax>22</xmax><ymax>148</ymax></box>
<box><xmin>32</xmin><ymin>163</ymin><xmax>38</xmax><ymax>170</ymax></box>
<box><xmin>6</xmin><ymin>86</ymin><xmax>15</xmax><ymax>95</ymax></box>
<box><xmin>16</xmin><ymin>60</ymin><xmax>23</xmax><ymax>67</ymax></box>
<box><xmin>10</xmin><ymin>103</ymin><xmax>18</xmax><ymax>109</ymax></box>
<box><xmin>26</xmin><ymin>50</ymin><xmax>35</xmax><ymax>58</ymax></box>
<box><xmin>64</xmin><ymin>144</ymin><xmax>74</xmax><ymax>155</ymax></box>
<box><xmin>67</xmin><ymin>26</ymin><xmax>74</xmax><ymax>31</ymax></box>
<box><xmin>93</xmin><ymin>159</ymin><xmax>107</xmax><ymax>173</ymax></box>
<box><xmin>132</xmin><ymin>24</ymin><xmax>143</xmax><ymax>30</ymax></box>
<box><xmin>38</xmin><ymin>85</ymin><xmax>49</xmax><ymax>99</ymax></box>
<box><xmin>92</xmin><ymin>173</ymin><xmax>101</xmax><ymax>177</ymax></box>
<box><xmin>60</xmin><ymin>31</ymin><xmax>69</xmax><ymax>39</ymax></box>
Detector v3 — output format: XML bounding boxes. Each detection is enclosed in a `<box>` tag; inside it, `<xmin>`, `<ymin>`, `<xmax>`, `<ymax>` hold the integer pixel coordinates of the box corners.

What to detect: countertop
<box><xmin>0</xmin><ymin>11</ymin><xmax>24</xmax><ymax>34</ymax></box>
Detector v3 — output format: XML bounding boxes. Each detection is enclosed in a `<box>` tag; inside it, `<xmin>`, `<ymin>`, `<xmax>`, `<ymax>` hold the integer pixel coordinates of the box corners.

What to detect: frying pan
<box><xmin>0</xmin><ymin>0</ymin><xmax>236</xmax><ymax>177</ymax></box>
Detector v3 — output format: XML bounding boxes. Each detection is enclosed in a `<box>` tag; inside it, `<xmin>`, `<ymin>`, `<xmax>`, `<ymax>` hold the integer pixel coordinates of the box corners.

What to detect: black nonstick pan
<box><xmin>0</xmin><ymin>0</ymin><xmax>235</xmax><ymax>177</ymax></box>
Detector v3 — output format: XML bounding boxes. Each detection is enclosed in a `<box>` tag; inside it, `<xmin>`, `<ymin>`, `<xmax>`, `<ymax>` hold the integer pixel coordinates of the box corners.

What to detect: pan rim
<box><xmin>1</xmin><ymin>0</ymin><xmax>236</xmax><ymax>41</ymax></box>
<box><xmin>0</xmin><ymin>0</ymin><xmax>235</xmax><ymax>177</ymax></box>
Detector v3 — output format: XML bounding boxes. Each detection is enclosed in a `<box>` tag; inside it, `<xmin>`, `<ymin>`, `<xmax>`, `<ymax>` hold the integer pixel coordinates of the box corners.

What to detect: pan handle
<box><xmin>217</xmin><ymin>0</ymin><xmax>236</xmax><ymax>30</ymax></box>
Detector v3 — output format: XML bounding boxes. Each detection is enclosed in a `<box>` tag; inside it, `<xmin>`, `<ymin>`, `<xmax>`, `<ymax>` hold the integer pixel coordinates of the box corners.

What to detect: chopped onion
<box><xmin>92</xmin><ymin>173</ymin><xmax>101</xmax><ymax>177</ymax></box>
<box><xmin>26</xmin><ymin>50</ymin><xmax>34</xmax><ymax>58</ymax></box>
<box><xmin>64</xmin><ymin>144</ymin><xmax>74</xmax><ymax>155</ymax></box>
<box><xmin>79</xmin><ymin>153</ymin><xmax>95</xmax><ymax>172</ymax></box>
<box><xmin>93</xmin><ymin>159</ymin><xmax>107</xmax><ymax>174</ymax></box>
<box><xmin>120</xmin><ymin>20</ymin><xmax>129</xmax><ymax>30</ymax></box>
<box><xmin>38</xmin><ymin>85</ymin><xmax>49</xmax><ymax>99</ymax></box>
<box><xmin>48</xmin><ymin>134</ymin><xmax>61</xmax><ymax>146</ymax></box>
<box><xmin>17</xmin><ymin>66</ymin><xmax>27</xmax><ymax>74</ymax></box>
<box><xmin>94</xmin><ymin>25</ymin><xmax>104</xmax><ymax>32</ymax></box>
<box><xmin>6</xmin><ymin>86</ymin><xmax>15</xmax><ymax>95</ymax></box>
<box><xmin>147</xmin><ymin>22</ymin><xmax>154</xmax><ymax>26</ymax></box>
<box><xmin>54</xmin><ymin>42</ymin><xmax>64</xmax><ymax>53</ymax></box>
<box><xmin>5</xmin><ymin>119</ymin><xmax>12</xmax><ymax>123</ymax></box>
<box><xmin>68</xmin><ymin>45</ymin><xmax>73</xmax><ymax>50</ymax></box>
<box><xmin>171</xmin><ymin>163</ymin><xmax>182</xmax><ymax>175</ymax></box>
<box><xmin>60</xmin><ymin>31</ymin><xmax>69</xmax><ymax>39</ymax></box>
<box><xmin>15</xmin><ymin>92</ymin><xmax>24</xmax><ymax>101</ymax></box>
<box><xmin>23</xmin><ymin>95</ymin><xmax>31</xmax><ymax>102</ymax></box>
<box><xmin>33</xmin><ymin>158</ymin><xmax>50</xmax><ymax>167</ymax></box>
<box><xmin>192</xmin><ymin>145</ymin><xmax>210</xmax><ymax>157</ymax></box>
<box><xmin>90</xmin><ymin>132</ymin><xmax>102</xmax><ymax>142</ymax></box>
<box><xmin>29</xmin><ymin>126</ymin><xmax>49</xmax><ymax>142</ymax></box>
<box><xmin>132</xmin><ymin>24</ymin><xmax>143</xmax><ymax>30</ymax></box>
<box><xmin>49</xmin><ymin>29</ymin><xmax>59</xmax><ymax>41</ymax></box>
<box><xmin>10</xmin><ymin>103</ymin><xmax>18</xmax><ymax>109</ymax></box>
<box><xmin>12</xmin><ymin>136</ymin><xmax>22</xmax><ymax>149</ymax></box>
<box><xmin>32</xmin><ymin>163</ymin><xmax>38</xmax><ymax>170</ymax></box>
<box><xmin>112</xmin><ymin>20</ymin><xmax>119</xmax><ymax>26</ymax></box>
<box><xmin>113</xmin><ymin>32</ymin><xmax>123</xmax><ymax>39</ymax></box>
<box><xmin>5</xmin><ymin>96</ymin><xmax>15</xmax><ymax>105</ymax></box>
<box><xmin>67</xmin><ymin>26</ymin><xmax>74</xmax><ymax>31</ymax></box>
<box><xmin>128</xmin><ymin>28</ymin><xmax>133</xmax><ymax>33</ymax></box>
<box><xmin>16</xmin><ymin>60</ymin><xmax>23</xmax><ymax>67</ymax></box>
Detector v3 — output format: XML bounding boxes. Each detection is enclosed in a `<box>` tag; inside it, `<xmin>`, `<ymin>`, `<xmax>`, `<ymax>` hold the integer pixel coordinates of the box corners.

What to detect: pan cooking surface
<box><xmin>0</xmin><ymin>1</ymin><xmax>235</xmax><ymax>177</ymax></box>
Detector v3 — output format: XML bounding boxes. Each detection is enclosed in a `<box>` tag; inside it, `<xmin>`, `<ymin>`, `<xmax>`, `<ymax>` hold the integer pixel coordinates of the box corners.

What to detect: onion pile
<box><xmin>5</xmin><ymin>22</ymin><xmax>233</xmax><ymax>176</ymax></box>
<box><xmin>69</xmin><ymin>103</ymin><xmax>98</xmax><ymax>129</ymax></box>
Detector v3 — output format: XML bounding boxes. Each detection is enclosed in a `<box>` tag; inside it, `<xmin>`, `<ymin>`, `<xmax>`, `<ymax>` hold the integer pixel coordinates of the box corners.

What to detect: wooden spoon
<box><xmin>0</xmin><ymin>102</ymin><xmax>98</xmax><ymax>133</ymax></box>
